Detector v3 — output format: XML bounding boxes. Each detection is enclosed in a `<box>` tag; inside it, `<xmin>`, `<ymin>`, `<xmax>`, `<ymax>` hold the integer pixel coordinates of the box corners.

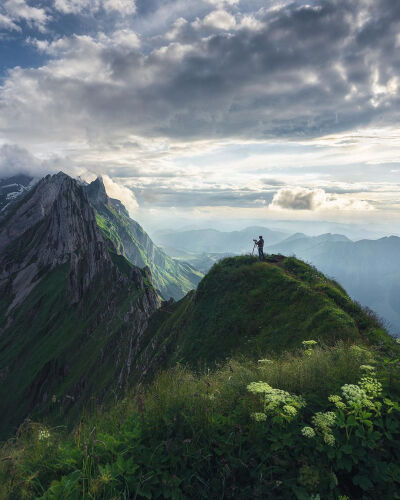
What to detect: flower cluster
<box><xmin>328</xmin><ymin>395</ymin><xmax>346</xmax><ymax>410</ymax></box>
<box><xmin>359</xmin><ymin>364</ymin><xmax>375</xmax><ymax>372</ymax></box>
<box><xmin>38</xmin><ymin>428</ymin><xmax>51</xmax><ymax>441</ymax></box>
<box><xmin>311</xmin><ymin>412</ymin><xmax>336</xmax><ymax>446</ymax></box>
<box><xmin>302</xmin><ymin>339</ymin><xmax>317</xmax><ymax>356</ymax></box>
<box><xmin>247</xmin><ymin>381</ymin><xmax>305</xmax><ymax>422</ymax></box>
<box><xmin>359</xmin><ymin>376</ymin><xmax>382</xmax><ymax>399</ymax></box>
<box><xmin>302</xmin><ymin>340</ymin><xmax>318</xmax><ymax>347</ymax></box>
<box><xmin>252</xmin><ymin>412</ymin><xmax>267</xmax><ymax>422</ymax></box>
<box><xmin>301</xmin><ymin>426</ymin><xmax>316</xmax><ymax>438</ymax></box>
<box><xmin>341</xmin><ymin>384</ymin><xmax>367</xmax><ymax>405</ymax></box>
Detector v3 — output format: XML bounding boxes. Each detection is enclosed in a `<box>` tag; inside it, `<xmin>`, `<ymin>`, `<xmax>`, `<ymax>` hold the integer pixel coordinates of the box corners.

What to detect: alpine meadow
<box><xmin>1</xmin><ymin>1</ymin><xmax>400</xmax><ymax>499</ymax></box>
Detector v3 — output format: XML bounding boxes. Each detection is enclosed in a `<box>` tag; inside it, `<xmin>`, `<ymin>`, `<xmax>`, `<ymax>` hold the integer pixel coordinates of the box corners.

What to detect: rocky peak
<box><xmin>0</xmin><ymin>172</ymin><xmax>112</xmax><ymax>308</ymax></box>
<box><xmin>85</xmin><ymin>177</ymin><xmax>109</xmax><ymax>206</ymax></box>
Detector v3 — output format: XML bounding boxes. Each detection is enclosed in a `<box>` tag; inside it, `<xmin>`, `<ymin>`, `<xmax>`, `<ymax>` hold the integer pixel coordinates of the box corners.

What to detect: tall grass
<box><xmin>0</xmin><ymin>342</ymin><xmax>394</xmax><ymax>499</ymax></box>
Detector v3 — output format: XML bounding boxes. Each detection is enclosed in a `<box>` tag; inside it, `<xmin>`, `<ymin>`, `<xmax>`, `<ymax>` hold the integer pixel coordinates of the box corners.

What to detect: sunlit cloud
<box><xmin>0</xmin><ymin>0</ymin><xmax>399</xmax><ymax>230</ymax></box>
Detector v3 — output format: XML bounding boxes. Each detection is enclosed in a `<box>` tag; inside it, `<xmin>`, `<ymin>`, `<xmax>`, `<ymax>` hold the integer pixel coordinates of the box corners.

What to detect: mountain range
<box><xmin>0</xmin><ymin>171</ymin><xmax>393</xmax><ymax>439</ymax></box>
<box><xmin>0</xmin><ymin>173</ymin><xmax>160</xmax><ymax>436</ymax></box>
<box><xmin>153</xmin><ymin>226</ymin><xmax>287</xmax><ymax>255</ymax></box>
<box><xmin>1</xmin><ymin>172</ymin><xmax>399</xmax><ymax>499</ymax></box>
<box><xmin>84</xmin><ymin>177</ymin><xmax>202</xmax><ymax>300</ymax></box>
<box><xmin>155</xmin><ymin>227</ymin><xmax>400</xmax><ymax>335</ymax></box>
<box><xmin>0</xmin><ymin>172</ymin><xmax>200</xmax><ymax>437</ymax></box>
<box><xmin>0</xmin><ymin>174</ymin><xmax>34</xmax><ymax>219</ymax></box>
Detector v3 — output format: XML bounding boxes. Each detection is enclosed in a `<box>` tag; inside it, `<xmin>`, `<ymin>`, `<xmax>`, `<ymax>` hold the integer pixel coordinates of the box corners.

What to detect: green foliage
<box><xmin>1</xmin><ymin>343</ymin><xmax>399</xmax><ymax>499</ymax></box>
<box><xmin>0</xmin><ymin>263</ymin><xmax>150</xmax><ymax>439</ymax></box>
<box><xmin>94</xmin><ymin>202</ymin><xmax>202</xmax><ymax>300</ymax></box>
<box><xmin>143</xmin><ymin>255</ymin><xmax>392</xmax><ymax>371</ymax></box>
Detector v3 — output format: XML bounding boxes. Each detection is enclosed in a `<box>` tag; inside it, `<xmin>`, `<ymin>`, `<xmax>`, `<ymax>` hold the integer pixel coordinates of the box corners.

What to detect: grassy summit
<box><xmin>142</xmin><ymin>255</ymin><xmax>388</xmax><ymax>370</ymax></box>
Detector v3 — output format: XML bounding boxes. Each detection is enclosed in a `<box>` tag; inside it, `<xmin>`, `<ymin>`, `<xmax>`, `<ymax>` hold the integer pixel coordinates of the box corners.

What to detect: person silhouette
<box><xmin>253</xmin><ymin>235</ymin><xmax>265</xmax><ymax>261</ymax></box>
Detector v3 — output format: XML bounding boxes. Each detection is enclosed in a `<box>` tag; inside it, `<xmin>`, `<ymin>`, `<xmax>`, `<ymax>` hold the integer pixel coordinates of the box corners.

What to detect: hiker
<box><xmin>253</xmin><ymin>235</ymin><xmax>265</xmax><ymax>261</ymax></box>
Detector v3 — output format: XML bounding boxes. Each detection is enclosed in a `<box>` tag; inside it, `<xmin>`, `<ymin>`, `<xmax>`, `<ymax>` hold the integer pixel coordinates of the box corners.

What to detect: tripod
<box><xmin>252</xmin><ymin>242</ymin><xmax>257</xmax><ymax>255</ymax></box>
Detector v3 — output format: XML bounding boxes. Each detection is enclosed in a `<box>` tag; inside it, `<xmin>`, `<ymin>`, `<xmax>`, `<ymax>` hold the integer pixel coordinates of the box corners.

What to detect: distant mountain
<box><xmin>153</xmin><ymin>226</ymin><xmax>287</xmax><ymax>254</ymax></box>
<box><xmin>0</xmin><ymin>174</ymin><xmax>35</xmax><ymax>219</ymax></box>
<box><xmin>85</xmin><ymin>178</ymin><xmax>203</xmax><ymax>300</ymax></box>
<box><xmin>267</xmin><ymin>234</ymin><xmax>400</xmax><ymax>335</ymax></box>
<box><xmin>0</xmin><ymin>173</ymin><xmax>159</xmax><ymax>437</ymax></box>
<box><xmin>269</xmin><ymin>233</ymin><xmax>351</xmax><ymax>256</ymax></box>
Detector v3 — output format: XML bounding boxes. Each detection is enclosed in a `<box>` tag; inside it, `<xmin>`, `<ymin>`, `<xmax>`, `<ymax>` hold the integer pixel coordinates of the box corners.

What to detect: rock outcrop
<box><xmin>0</xmin><ymin>172</ymin><xmax>160</xmax><ymax>438</ymax></box>
<box><xmin>85</xmin><ymin>177</ymin><xmax>203</xmax><ymax>300</ymax></box>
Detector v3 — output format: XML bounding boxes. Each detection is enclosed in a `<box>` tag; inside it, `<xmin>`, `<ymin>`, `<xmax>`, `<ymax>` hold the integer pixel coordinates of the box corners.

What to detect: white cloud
<box><xmin>103</xmin><ymin>0</ymin><xmax>136</xmax><ymax>14</ymax></box>
<box><xmin>53</xmin><ymin>0</ymin><xmax>135</xmax><ymax>15</ymax></box>
<box><xmin>194</xmin><ymin>8</ymin><xmax>264</xmax><ymax>32</ymax></box>
<box><xmin>102</xmin><ymin>175</ymin><xmax>138</xmax><ymax>216</ymax></box>
<box><xmin>0</xmin><ymin>144</ymin><xmax>43</xmax><ymax>178</ymax></box>
<box><xmin>0</xmin><ymin>0</ymin><xmax>49</xmax><ymax>31</ymax></box>
<box><xmin>0</xmin><ymin>12</ymin><xmax>20</xmax><ymax>31</ymax></box>
<box><xmin>206</xmin><ymin>0</ymin><xmax>239</xmax><ymax>6</ymax></box>
<box><xmin>202</xmin><ymin>10</ymin><xmax>236</xmax><ymax>30</ymax></box>
<box><xmin>270</xmin><ymin>187</ymin><xmax>374</xmax><ymax>212</ymax></box>
<box><xmin>165</xmin><ymin>17</ymin><xmax>188</xmax><ymax>40</ymax></box>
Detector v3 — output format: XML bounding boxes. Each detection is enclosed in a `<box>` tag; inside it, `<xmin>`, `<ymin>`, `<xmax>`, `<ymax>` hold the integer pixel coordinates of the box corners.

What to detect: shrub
<box><xmin>0</xmin><ymin>344</ymin><xmax>399</xmax><ymax>499</ymax></box>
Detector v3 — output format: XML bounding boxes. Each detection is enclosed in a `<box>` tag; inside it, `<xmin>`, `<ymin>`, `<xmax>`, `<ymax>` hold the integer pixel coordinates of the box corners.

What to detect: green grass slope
<box><xmin>0</xmin><ymin>257</ymin><xmax>156</xmax><ymax>440</ymax></box>
<box><xmin>91</xmin><ymin>189</ymin><xmax>203</xmax><ymax>300</ymax></box>
<box><xmin>2</xmin><ymin>256</ymin><xmax>400</xmax><ymax>499</ymax></box>
<box><xmin>142</xmin><ymin>255</ymin><xmax>389</xmax><ymax>370</ymax></box>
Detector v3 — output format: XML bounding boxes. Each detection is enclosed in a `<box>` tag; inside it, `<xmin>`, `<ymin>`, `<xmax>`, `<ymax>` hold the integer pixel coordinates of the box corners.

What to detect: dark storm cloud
<box><xmin>2</xmin><ymin>0</ymin><xmax>400</xmax><ymax>144</ymax></box>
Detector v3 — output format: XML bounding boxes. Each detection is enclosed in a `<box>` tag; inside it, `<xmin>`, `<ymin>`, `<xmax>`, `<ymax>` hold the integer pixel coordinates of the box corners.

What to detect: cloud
<box><xmin>270</xmin><ymin>187</ymin><xmax>374</xmax><ymax>211</ymax></box>
<box><xmin>206</xmin><ymin>0</ymin><xmax>239</xmax><ymax>6</ymax></box>
<box><xmin>0</xmin><ymin>0</ymin><xmax>399</xmax><ymax>224</ymax></box>
<box><xmin>0</xmin><ymin>143</ymin><xmax>93</xmax><ymax>181</ymax></box>
<box><xmin>102</xmin><ymin>175</ymin><xmax>138</xmax><ymax>215</ymax></box>
<box><xmin>53</xmin><ymin>0</ymin><xmax>136</xmax><ymax>15</ymax></box>
<box><xmin>0</xmin><ymin>144</ymin><xmax>47</xmax><ymax>178</ymax></box>
<box><xmin>0</xmin><ymin>12</ymin><xmax>20</xmax><ymax>31</ymax></box>
<box><xmin>0</xmin><ymin>0</ymin><xmax>399</xmax><ymax>147</ymax></box>
<box><xmin>0</xmin><ymin>145</ymin><xmax>140</xmax><ymax>217</ymax></box>
<box><xmin>1</xmin><ymin>0</ymin><xmax>49</xmax><ymax>31</ymax></box>
<box><xmin>201</xmin><ymin>10</ymin><xmax>236</xmax><ymax>30</ymax></box>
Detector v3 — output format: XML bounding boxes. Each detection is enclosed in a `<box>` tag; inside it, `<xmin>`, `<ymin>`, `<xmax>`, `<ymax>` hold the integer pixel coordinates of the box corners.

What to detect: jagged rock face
<box><xmin>85</xmin><ymin>177</ymin><xmax>203</xmax><ymax>300</ymax></box>
<box><xmin>0</xmin><ymin>173</ymin><xmax>112</xmax><ymax>308</ymax></box>
<box><xmin>0</xmin><ymin>172</ymin><xmax>161</xmax><ymax>438</ymax></box>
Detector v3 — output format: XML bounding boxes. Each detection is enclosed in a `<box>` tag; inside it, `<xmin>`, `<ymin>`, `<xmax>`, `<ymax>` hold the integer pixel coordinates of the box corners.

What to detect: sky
<box><xmin>0</xmin><ymin>0</ymin><xmax>399</xmax><ymax>235</ymax></box>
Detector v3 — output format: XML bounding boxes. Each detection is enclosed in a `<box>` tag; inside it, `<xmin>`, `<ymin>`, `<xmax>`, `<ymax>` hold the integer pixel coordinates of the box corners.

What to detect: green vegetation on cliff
<box><xmin>142</xmin><ymin>256</ymin><xmax>388</xmax><ymax>371</ymax></box>
<box><xmin>86</xmin><ymin>178</ymin><xmax>202</xmax><ymax>300</ymax></box>
<box><xmin>0</xmin><ymin>258</ymin><xmax>156</xmax><ymax>439</ymax></box>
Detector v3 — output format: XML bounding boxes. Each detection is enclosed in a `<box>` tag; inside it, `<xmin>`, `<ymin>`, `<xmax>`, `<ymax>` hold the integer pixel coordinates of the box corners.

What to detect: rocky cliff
<box><xmin>0</xmin><ymin>173</ymin><xmax>160</xmax><ymax>437</ymax></box>
<box><xmin>85</xmin><ymin>177</ymin><xmax>202</xmax><ymax>300</ymax></box>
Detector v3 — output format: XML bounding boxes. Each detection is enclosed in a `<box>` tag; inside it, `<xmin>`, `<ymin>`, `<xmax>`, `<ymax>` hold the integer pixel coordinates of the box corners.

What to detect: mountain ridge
<box><xmin>85</xmin><ymin>177</ymin><xmax>203</xmax><ymax>300</ymax></box>
<box><xmin>0</xmin><ymin>172</ymin><xmax>160</xmax><ymax>437</ymax></box>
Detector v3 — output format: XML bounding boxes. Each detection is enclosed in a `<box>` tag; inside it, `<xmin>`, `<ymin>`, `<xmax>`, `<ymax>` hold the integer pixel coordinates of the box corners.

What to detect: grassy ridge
<box><xmin>142</xmin><ymin>256</ymin><xmax>387</xmax><ymax>371</ymax></box>
<box><xmin>1</xmin><ymin>256</ymin><xmax>399</xmax><ymax>498</ymax></box>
